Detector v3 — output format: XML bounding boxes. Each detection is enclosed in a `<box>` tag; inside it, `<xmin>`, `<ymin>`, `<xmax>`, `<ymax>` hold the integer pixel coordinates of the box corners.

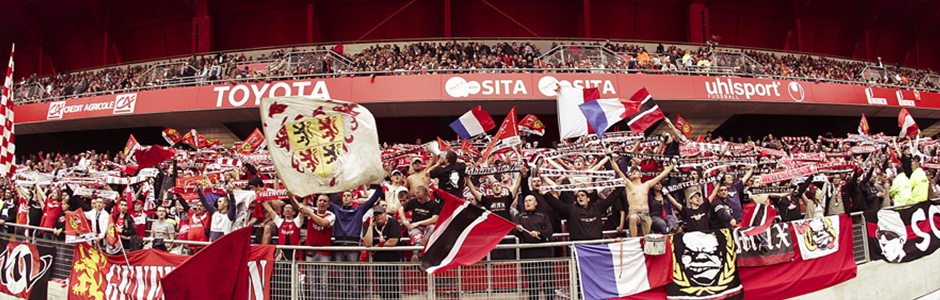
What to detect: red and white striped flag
<box><xmin>0</xmin><ymin>44</ymin><xmax>14</xmax><ymax>178</ymax></box>
<box><xmin>898</xmin><ymin>108</ymin><xmax>919</xmax><ymax>138</ymax></box>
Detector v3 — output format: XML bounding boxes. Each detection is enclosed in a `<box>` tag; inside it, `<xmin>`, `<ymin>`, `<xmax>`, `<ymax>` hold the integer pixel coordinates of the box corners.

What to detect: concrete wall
<box><xmin>792</xmin><ymin>250</ymin><xmax>940</xmax><ymax>300</ymax></box>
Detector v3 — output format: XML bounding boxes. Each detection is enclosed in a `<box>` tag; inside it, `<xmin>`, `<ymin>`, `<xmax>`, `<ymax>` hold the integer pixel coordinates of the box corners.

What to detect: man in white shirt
<box><xmin>84</xmin><ymin>198</ymin><xmax>110</xmax><ymax>243</ymax></box>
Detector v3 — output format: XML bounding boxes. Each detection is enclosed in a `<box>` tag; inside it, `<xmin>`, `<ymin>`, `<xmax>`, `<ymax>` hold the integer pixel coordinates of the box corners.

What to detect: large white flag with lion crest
<box><xmin>260</xmin><ymin>96</ymin><xmax>383</xmax><ymax>196</ymax></box>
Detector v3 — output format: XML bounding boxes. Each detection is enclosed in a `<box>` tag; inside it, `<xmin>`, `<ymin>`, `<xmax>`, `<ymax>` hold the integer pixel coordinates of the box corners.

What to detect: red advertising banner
<box><xmin>13</xmin><ymin>74</ymin><xmax>939</xmax><ymax>124</ymax></box>
<box><xmin>68</xmin><ymin>242</ymin><xmax>276</xmax><ymax>300</ymax></box>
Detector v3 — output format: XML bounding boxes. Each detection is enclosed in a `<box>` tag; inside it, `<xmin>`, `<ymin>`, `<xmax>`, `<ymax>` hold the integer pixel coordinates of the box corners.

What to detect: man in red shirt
<box><xmin>298</xmin><ymin>194</ymin><xmax>334</xmax><ymax>298</ymax></box>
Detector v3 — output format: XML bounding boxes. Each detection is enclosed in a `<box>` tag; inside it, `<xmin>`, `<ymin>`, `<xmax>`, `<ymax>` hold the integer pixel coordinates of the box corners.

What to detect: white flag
<box><xmin>260</xmin><ymin>96</ymin><xmax>383</xmax><ymax>196</ymax></box>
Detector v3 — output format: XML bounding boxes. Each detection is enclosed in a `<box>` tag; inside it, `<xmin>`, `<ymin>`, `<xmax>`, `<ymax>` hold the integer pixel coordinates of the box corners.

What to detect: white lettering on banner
<box><xmin>913</xmin><ymin>208</ymin><xmax>929</xmax><ymax>251</ymax></box>
<box><xmin>537</xmin><ymin>75</ymin><xmax>616</xmax><ymax>97</ymax></box>
<box><xmin>704</xmin><ymin>78</ymin><xmax>782</xmax><ymax>100</ymax></box>
<box><xmin>247</xmin><ymin>260</ymin><xmax>268</xmax><ymax>300</ymax></box>
<box><xmin>215</xmin><ymin>81</ymin><xmax>330</xmax><ymax>107</ymax></box>
<box><xmin>97</xmin><ymin>259</ymin><xmax>268</xmax><ymax>299</ymax></box>
<box><xmin>446</xmin><ymin>75</ymin><xmax>616</xmax><ymax>98</ymax></box>
<box><xmin>103</xmin><ymin>264</ymin><xmax>175</xmax><ymax>299</ymax></box>
<box><xmin>865</xmin><ymin>87</ymin><xmax>888</xmax><ymax>105</ymax></box>
<box><xmin>897</xmin><ymin>90</ymin><xmax>916</xmax><ymax>107</ymax></box>
<box><xmin>906</xmin><ymin>205</ymin><xmax>940</xmax><ymax>253</ymax></box>
<box><xmin>46</xmin><ymin>94</ymin><xmax>138</xmax><ymax>120</ymax></box>
<box><xmin>83</xmin><ymin>101</ymin><xmax>114</xmax><ymax>111</ymax></box>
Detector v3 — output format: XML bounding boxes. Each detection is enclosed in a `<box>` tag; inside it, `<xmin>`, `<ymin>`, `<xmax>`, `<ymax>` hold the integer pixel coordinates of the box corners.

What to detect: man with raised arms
<box><xmin>611</xmin><ymin>152</ymin><xmax>676</xmax><ymax>237</ymax></box>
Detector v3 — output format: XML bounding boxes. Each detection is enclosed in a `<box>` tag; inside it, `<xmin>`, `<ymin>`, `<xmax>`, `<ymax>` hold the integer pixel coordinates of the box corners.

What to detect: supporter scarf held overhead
<box><xmin>260</xmin><ymin>96</ymin><xmax>384</xmax><ymax>196</ymax></box>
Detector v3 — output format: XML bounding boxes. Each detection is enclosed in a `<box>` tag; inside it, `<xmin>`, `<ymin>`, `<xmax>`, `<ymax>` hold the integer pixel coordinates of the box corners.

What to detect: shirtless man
<box><xmin>405</xmin><ymin>156</ymin><xmax>438</xmax><ymax>198</ymax></box>
<box><xmin>611</xmin><ymin>155</ymin><xmax>675</xmax><ymax>237</ymax></box>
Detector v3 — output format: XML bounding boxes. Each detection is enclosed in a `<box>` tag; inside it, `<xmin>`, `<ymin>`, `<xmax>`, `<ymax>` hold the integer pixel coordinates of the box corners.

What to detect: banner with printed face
<box><xmin>0</xmin><ymin>242</ymin><xmax>54</xmax><ymax>300</ymax></box>
<box><xmin>667</xmin><ymin>229</ymin><xmax>743</xmax><ymax>300</ymax></box>
<box><xmin>865</xmin><ymin>201</ymin><xmax>940</xmax><ymax>263</ymax></box>
<box><xmin>790</xmin><ymin>216</ymin><xmax>841</xmax><ymax>260</ymax></box>
<box><xmin>68</xmin><ymin>243</ymin><xmax>276</xmax><ymax>300</ymax></box>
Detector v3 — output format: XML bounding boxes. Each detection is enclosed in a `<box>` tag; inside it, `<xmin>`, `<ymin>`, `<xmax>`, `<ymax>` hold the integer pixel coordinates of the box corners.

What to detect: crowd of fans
<box><xmin>2</xmin><ymin>121</ymin><xmax>937</xmax><ymax>297</ymax></box>
<box><xmin>11</xmin><ymin>39</ymin><xmax>937</xmax><ymax>103</ymax></box>
<box><xmin>4</xmin><ymin>123</ymin><xmax>935</xmax><ymax>253</ymax></box>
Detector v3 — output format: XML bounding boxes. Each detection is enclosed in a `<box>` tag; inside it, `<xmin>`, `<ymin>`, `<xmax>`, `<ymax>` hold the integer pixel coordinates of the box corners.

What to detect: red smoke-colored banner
<box><xmin>14</xmin><ymin>74</ymin><xmax>938</xmax><ymax>123</ymax></box>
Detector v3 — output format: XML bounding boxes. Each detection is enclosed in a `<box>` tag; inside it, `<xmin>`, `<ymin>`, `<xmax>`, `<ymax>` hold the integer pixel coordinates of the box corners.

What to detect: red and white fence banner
<box><xmin>67</xmin><ymin>243</ymin><xmax>275</xmax><ymax>300</ymax></box>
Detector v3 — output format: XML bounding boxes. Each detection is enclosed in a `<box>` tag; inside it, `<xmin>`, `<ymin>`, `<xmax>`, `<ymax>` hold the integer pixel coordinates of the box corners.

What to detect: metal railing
<box><xmin>0</xmin><ymin>202</ymin><xmax>923</xmax><ymax>299</ymax></box>
<box><xmin>13</xmin><ymin>65</ymin><xmax>936</xmax><ymax>106</ymax></box>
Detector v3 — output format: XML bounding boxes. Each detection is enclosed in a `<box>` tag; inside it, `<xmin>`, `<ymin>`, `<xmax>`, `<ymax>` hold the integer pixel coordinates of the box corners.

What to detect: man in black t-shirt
<box><xmin>398</xmin><ymin>186</ymin><xmax>441</xmax><ymax>261</ymax></box>
<box><xmin>363</xmin><ymin>206</ymin><xmax>401</xmax><ymax>299</ymax></box>
<box><xmin>429</xmin><ymin>152</ymin><xmax>466</xmax><ymax>197</ymax></box>
<box><xmin>468</xmin><ymin>172</ymin><xmax>521</xmax><ymax>221</ymax></box>
<box><xmin>668</xmin><ymin>191</ymin><xmax>710</xmax><ymax>232</ymax></box>
<box><xmin>709</xmin><ymin>186</ymin><xmax>737</xmax><ymax>229</ymax></box>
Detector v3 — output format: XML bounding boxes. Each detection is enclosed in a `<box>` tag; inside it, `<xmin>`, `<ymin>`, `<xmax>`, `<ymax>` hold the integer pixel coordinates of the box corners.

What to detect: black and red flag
<box><xmin>420</xmin><ymin>189</ymin><xmax>515</xmax><ymax>274</ymax></box>
<box><xmin>623</xmin><ymin>88</ymin><xmax>665</xmax><ymax>134</ymax></box>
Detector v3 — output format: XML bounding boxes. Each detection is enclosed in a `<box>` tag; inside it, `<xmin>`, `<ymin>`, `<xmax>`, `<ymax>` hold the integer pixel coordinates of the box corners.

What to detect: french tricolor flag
<box><xmin>575</xmin><ymin>239</ymin><xmax>672</xmax><ymax>300</ymax></box>
<box><xmin>449</xmin><ymin>106</ymin><xmax>495</xmax><ymax>140</ymax></box>
<box><xmin>578</xmin><ymin>98</ymin><xmax>640</xmax><ymax>138</ymax></box>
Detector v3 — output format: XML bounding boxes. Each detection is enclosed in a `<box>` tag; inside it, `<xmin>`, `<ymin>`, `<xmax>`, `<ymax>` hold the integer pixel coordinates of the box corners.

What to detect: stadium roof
<box><xmin>1</xmin><ymin>0</ymin><xmax>940</xmax><ymax>76</ymax></box>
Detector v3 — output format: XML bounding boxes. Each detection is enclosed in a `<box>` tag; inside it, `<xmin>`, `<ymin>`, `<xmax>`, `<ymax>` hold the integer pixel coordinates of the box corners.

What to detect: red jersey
<box><xmin>40</xmin><ymin>199</ymin><xmax>62</xmax><ymax>228</ymax></box>
<box><xmin>276</xmin><ymin>215</ymin><xmax>302</xmax><ymax>260</ymax></box>
<box><xmin>187</xmin><ymin>211</ymin><xmax>210</xmax><ymax>242</ymax></box>
<box><xmin>304</xmin><ymin>210</ymin><xmax>335</xmax><ymax>256</ymax></box>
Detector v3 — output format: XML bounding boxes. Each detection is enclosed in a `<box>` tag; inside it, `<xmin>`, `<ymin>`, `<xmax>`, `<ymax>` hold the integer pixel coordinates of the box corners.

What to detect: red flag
<box><xmin>481</xmin><ymin>107</ymin><xmax>520</xmax><ymax>159</ymax></box>
<box><xmin>736</xmin><ymin>203</ymin><xmax>778</xmax><ymax>236</ymax></box>
<box><xmin>181</xmin><ymin>130</ymin><xmax>197</xmax><ymax>148</ymax></box>
<box><xmin>858</xmin><ymin>114</ymin><xmax>870</xmax><ymax>135</ymax></box>
<box><xmin>420</xmin><ymin>189</ymin><xmax>516</xmax><ymax>274</ymax></box>
<box><xmin>518</xmin><ymin>114</ymin><xmax>546</xmax><ymax>136</ymax></box>
<box><xmin>238</xmin><ymin>128</ymin><xmax>265</xmax><ymax>154</ymax></box>
<box><xmin>65</xmin><ymin>208</ymin><xmax>93</xmax><ymax>243</ymax></box>
<box><xmin>460</xmin><ymin>139</ymin><xmax>480</xmax><ymax>156</ymax></box>
<box><xmin>675</xmin><ymin>114</ymin><xmax>693</xmax><ymax>138</ymax></box>
<box><xmin>623</xmin><ymin>88</ymin><xmax>665</xmax><ymax>134</ymax></box>
<box><xmin>437</xmin><ymin>137</ymin><xmax>456</xmax><ymax>154</ymax></box>
<box><xmin>162</xmin><ymin>128</ymin><xmax>183</xmax><ymax>146</ymax></box>
<box><xmin>123</xmin><ymin>134</ymin><xmax>139</xmax><ymax>159</ymax></box>
<box><xmin>162</xmin><ymin>226</ymin><xmax>253</xmax><ymax>300</ymax></box>
<box><xmin>696</xmin><ymin>134</ymin><xmax>704</xmax><ymax>142</ymax></box>
<box><xmin>898</xmin><ymin>108</ymin><xmax>919</xmax><ymax>138</ymax></box>
<box><xmin>135</xmin><ymin>146</ymin><xmax>176</xmax><ymax>169</ymax></box>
